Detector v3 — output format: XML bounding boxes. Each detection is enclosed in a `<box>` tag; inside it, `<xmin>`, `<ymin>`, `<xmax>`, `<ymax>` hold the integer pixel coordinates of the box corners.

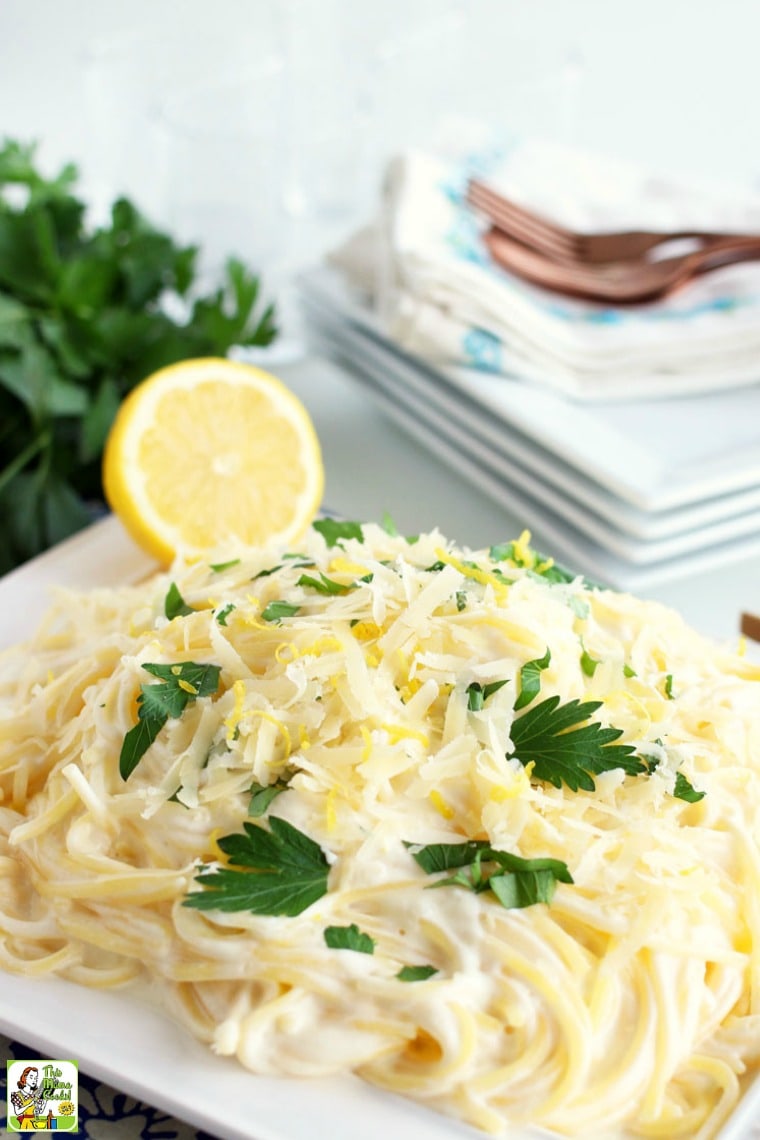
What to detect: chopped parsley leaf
<box><xmin>312</xmin><ymin>518</ymin><xmax>364</xmax><ymax>546</ymax></box>
<box><xmin>381</xmin><ymin>512</ymin><xmax>399</xmax><ymax>536</ymax></box>
<box><xmin>673</xmin><ymin>771</ymin><xmax>705</xmax><ymax>802</ymax></box>
<box><xmin>216</xmin><ymin>603</ymin><xmax>235</xmax><ymax>626</ymax></box>
<box><xmin>248</xmin><ymin>779</ymin><xmax>289</xmax><ymax>817</ymax></box>
<box><xmin>407</xmin><ymin>840</ymin><xmax>573</xmax><ymax>910</ymax></box>
<box><xmin>466</xmin><ymin>679</ymin><xmax>509</xmax><ymax>711</ymax></box>
<box><xmin>164</xmin><ymin>582</ymin><xmax>193</xmax><ymax>620</ymax></box>
<box><xmin>261</xmin><ymin>601</ymin><xmax>301</xmax><ymax>623</ymax></box>
<box><xmin>323</xmin><ymin>923</ymin><xmax>375</xmax><ymax>953</ymax></box>
<box><xmin>297</xmin><ymin>572</ymin><xmax>353</xmax><ymax>596</ymax></box>
<box><xmin>120</xmin><ymin>661</ymin><xmax>222</xmax><ymax>779</ymax></box>
<box><xmin>397</xmin><ymin>964</ymin><xmax>438</xmax><ymax>982</ymax></box>
<box><xmin>184</xmin><ymin>816</ymin><xmax>329</xmax><ymax>915</ymax></box>
<box><xmin>514</xmin><ymin>648</ymin><xmax>551</xmax><ymax>711</ymax></box>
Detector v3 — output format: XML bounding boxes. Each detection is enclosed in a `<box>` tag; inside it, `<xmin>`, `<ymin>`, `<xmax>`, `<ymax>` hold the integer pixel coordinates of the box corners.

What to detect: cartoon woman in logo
<box><xmin>10</xmin><ymin>1066</ymin><xmax>47</xmax><ymax>1130</ymax></box>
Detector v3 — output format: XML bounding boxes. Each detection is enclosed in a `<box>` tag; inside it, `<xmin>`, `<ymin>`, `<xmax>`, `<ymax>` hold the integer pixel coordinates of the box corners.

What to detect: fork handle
<box><xmin>681</xmin><ymin>235</ymin><xmax>760</xmax><ymax>274</ymax></box>
<box><xmin>468</xmin><ymin>178</ymin><xmax>760</xmax><ymax>264</ymax></box>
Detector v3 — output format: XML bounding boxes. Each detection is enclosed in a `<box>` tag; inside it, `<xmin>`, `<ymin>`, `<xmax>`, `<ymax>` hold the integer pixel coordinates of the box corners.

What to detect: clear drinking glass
<box><xmin>154</xmin><ymin>66</ymin><xmax>287</xmax><ymax>285</ymax></box>
<box><xmin>81</xmin><ymin>4</ymin><xmax>286</xmax><ymax>231</ymax></box>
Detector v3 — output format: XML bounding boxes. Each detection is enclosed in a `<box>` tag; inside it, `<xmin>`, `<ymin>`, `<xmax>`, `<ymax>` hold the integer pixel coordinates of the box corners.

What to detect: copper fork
<box><xmin>741</xmin><ymin>613</ymin><xmax>760</xmax><ymax>642</ymax></box>
<box><xmin>468</xmin><ymin>177</ymin><xmax>760</xmax><ymax>265</ymax></box>
<box><xmin>484</xmin><ymin>226</ymin><xmax>760</xmax><ymax>304</ymax></box>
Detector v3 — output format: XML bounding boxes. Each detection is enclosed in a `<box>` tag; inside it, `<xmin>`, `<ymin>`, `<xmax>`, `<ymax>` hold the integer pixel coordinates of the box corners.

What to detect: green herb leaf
<box><xmin>297</xmin><ymin>572</ymin><xmax>353</xmax><ymax>596</ymax></box>
<box><xmin>489</xmin><ymin>541</ymin><xmax>525</xmax><ymax>565</ymax></box>
<box><xmin>664</xmin><ymin>674</ymin><xmax>675</xmax><ymax>699</ymax></box>
<box><xmin>119</xmin><ymin>661</ymin><xmax>221</xmax><ymax>779</ymax></box>
<box><xmin>255</xmin><ymin>559</ymin><xmax>313</xmax><ymax>580</ymax></box>
<box><xmin>312</xmin><ymin>518</ymin><xmax>364</xmax><ymax>546</ymax></box>
<box><xmin>80</xmin><ymin>375</ymin><xmax>120</xmax><ymax>462</ymax></box>
<box><xmin>406</xmin><ymin>839</ymin><xmax>487</xmax><ymax>874</ymax></box>
<box><xmin>216</xmin><ymin>603</ymin><xmax>236</xmax><ymax>626</ymax></box>
<box><xmin>408</xmin><ymin>840</ymin><xmax>573</xmax><ymax>910</ymax></box>
<box><xmin>248</xmin><ymin>779</ymin><xmax>289</xmax><ymax>817</ymax></box>
<box><xmin>488</xmin><ymin>868</ymin><xmax>562</xmax><ymax>908</ymax></box>
<box><xmin>183</xmin><ymin>816</ymin><xmax>329</xmax><ymax>915</ymax></box>
<box><xmin>119</xmin><ymin>715</ymin><xmax>166</xmax><ymax>781</ymax></box>
<box><xmin>397</xmin><ymin>964</ymin><xmax>438</xmax><ymax>981</ymax></box>
<box><xmin>455</xmin><ymin>590</ymin><xmax>467</xmax><ymax>612</ymax></box>
<box><xmin>261</xmin><ymin>601</ymin><xmax>301</xmax><ymax>623</ymax></box>
<box><xmin>623</xmin><ymin>663</ymin><xmax>637</xmax><ymax>678</ymax></box>
<box><xmin>253</xmin><ymin>564</ymin><xmax>281</xmax><ymax>579</ymax></box>
<box><xmin>164</xmin><ymin>582</ymin><xmax>194</xmax><ymax>620</ymax></box>
<box><xmin>0</xmin><ymin>139</ymin><xmax>277</xmax><ymax>572</ymax></box>
<box><xmin>641</xmin><ymin>752</ymin><xmax>706</xmax><ymax>804</ymax></box>
<box><xmin>381</xmin><ymin>511</ymin><xmax>399</xmax><ymax>536</ymax></box>
<box><xmin>466</xmin><ymin>679</ymin><xmax>509</xmax><ymax>711</ymax></box>
<box><xmin>568</xmin><ymin>596</ymin><xmax>591</xmax><ymax>619</ymax></box>
<box><xmin>507</xmin><ymin>696</ymin><xmax>645</xmax><ymax>792</ymax></box>
<box><xmin>528</xmin><ymin>562</ymin><xmax>577</xmax><ymax>584</ymax></box>
<box><xmin>673</xmin><ymin>772</ymin><xmax>705</xmax><ymax>803</ymax></box>
<box><xmin>141</xmin><ymin>660</ymin><xmax>222</xmax><ymax>704</ymax></box>
<box><xmin>210</xmin><ymin>558</ymin><xmax>241</xmax><ymax>572</ymax></box>
<box><xmin>580</xmin><ymin>648</ymin><xmax>600</xmax><ymax>677</ymax></box>
<box><xmin>323</xmin><ymin>923</ymin><xmax>376</xmax><ymax>954</ymax></box>
<box><xmin>514</xmin><ymin>648</ymin><xmax>551</xmax><ymax>711</ymax></box>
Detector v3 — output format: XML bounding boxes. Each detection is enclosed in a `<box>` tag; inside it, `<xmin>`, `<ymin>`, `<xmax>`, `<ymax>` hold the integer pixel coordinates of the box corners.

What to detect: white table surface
<box><xmin>276</xmin><ymin>351</ymin><xmax>759</xmax><ymax>650</ymax></box>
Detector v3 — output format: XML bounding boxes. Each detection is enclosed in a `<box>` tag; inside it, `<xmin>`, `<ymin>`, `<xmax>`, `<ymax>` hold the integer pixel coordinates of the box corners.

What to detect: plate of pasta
<box><xmin>0</xmin><ymin>515</ymin><xmax>759</xmax><ymax>1140</ymax></box>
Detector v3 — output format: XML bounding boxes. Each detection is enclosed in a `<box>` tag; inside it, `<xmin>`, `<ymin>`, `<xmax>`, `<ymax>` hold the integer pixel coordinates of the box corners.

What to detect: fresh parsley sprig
<box><xmin>164</xmin><ymin>582</ymin><xmax>193</xmax><ymax>620</ymax></box>
<box><xmin>397</xmin><ymin>964</ymin><xmax>438</xmax><ymax>981</ymax></box>
<box><xmin>312</xmin><ymin>518</ymin><xmax>364</xmax><ymax>547</ymax></box>
<box><xmin>261</xmin><ymin>601</ymin><xmax>301</xmax><ymax>623</ymax></box>
<box><xmin>248</xmin><ymin>778</ymin><xmax>289</xmax><ymax>817</ymax></box>
<box><xmin>0</xmin><ymin>139</ymin><xmax>277</xmax><ymax>572</ymax></box>
<box><xmin>642</xmin><ymin>754</ymin><xmax>705</xmax><ymax>803</ymax></box>
<box><xmin>407</xmin><ymin>840</ymin><xmax>573</xmax><ymax>909</ymax></box>
<box><xmin>466</xmin><ymin>680</ymin><xmax>509</xmax><ymax>711</ymax></box>
<box><xmin>184</xmin><ymin>816</ymin><xmax>329</xmax><ymax>916</ymax></box>
<box><xmin>324</xmin><ymin>923</ymin><xmax>375</xmax><ymax>953</ymax></box>
<box><xmin>508</xmin><ymin>695</ymin><xmax>645</xmax><ymax>793</ymax></box>
<box><xmin>297</xmin><ymin>571</ymin><xmax>354</xmax><ymax>596</ymax></box>
<box><xmin>514</xmin><ymin>649</ymin><xmax>551</xmax><ymax>710</ymax></box>
<box><xmin>119</xmin><ymin>660</ymin><xmax>221</xmax><ymax>779</ymax></box>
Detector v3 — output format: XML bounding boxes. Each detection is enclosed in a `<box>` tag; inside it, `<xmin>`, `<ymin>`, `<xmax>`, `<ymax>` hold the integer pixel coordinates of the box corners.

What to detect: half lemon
<box><xmin>103</xmin><ymin>357</ymin><xmax>324</xmax><ymax>563</ymax></box>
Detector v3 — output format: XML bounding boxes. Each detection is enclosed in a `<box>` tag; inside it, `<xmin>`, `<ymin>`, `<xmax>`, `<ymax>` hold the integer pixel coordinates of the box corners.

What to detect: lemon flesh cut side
<box><xmin>103</xmin><ymin>358</ymin><xmax>324</xmax><ymax>564</ymax></box>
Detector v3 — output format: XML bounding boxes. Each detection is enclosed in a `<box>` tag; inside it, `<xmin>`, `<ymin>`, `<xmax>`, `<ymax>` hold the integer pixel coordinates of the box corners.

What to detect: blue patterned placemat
<box><xmin>2</xmin><ymin>1034</ymin><xmax>219</xmax><ymax>1137</ymax></box>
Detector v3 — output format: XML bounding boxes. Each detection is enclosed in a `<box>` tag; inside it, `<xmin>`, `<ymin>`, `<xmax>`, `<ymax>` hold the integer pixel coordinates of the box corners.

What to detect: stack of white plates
<box><xmin>300</xmin><ymin>266</ymin><xmax>760</xmax><ymax>592</ymax></box>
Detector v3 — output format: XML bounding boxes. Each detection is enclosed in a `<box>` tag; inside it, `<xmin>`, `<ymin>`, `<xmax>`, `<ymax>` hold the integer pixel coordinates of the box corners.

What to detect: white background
<box><xmin>2</xmin><ymin>0</ymin><xmax>760</xmax><ymax>272</ymax></box>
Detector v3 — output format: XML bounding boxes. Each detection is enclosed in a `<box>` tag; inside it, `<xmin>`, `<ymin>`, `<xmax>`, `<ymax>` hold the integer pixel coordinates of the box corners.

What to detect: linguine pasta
<box><xmin>0</xmin><ymin>522</ymin><xmax>758</xmax><ymax>1138</ymax></box>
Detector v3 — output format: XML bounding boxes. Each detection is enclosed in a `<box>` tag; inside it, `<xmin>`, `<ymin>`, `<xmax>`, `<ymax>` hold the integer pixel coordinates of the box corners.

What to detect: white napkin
<box><xmin>330</xmin><ymin>141</ymin><xmax>760</xmax><ymax>401</ymax></box>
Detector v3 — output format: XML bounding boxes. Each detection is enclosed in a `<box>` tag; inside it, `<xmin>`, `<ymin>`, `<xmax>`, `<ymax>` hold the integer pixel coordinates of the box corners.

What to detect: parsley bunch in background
<box><xmin>0</xmin><ymin>139</ymin><xmax>278</xmax><ymax>574</ymax></box>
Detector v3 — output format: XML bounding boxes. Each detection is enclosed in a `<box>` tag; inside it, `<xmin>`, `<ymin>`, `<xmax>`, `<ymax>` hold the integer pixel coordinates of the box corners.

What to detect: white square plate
<box><xmin>302</xmin><ymin>294</ymin><xmax>760</xmax><ymax>561</ymax></box>
<box><xmin>1</xmin><ymin>520</ymin><xmax>758</xmax><ymax>1140</ymax></box>
<box><xmin>304</xmin><ymin>305</ymin><xmax>760</xmax><ymax>590</ymax></box>
<box><xmin>300</xmin><ymin>267</ymin><xmax>760</xmax><ymax>514</ymax></box>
